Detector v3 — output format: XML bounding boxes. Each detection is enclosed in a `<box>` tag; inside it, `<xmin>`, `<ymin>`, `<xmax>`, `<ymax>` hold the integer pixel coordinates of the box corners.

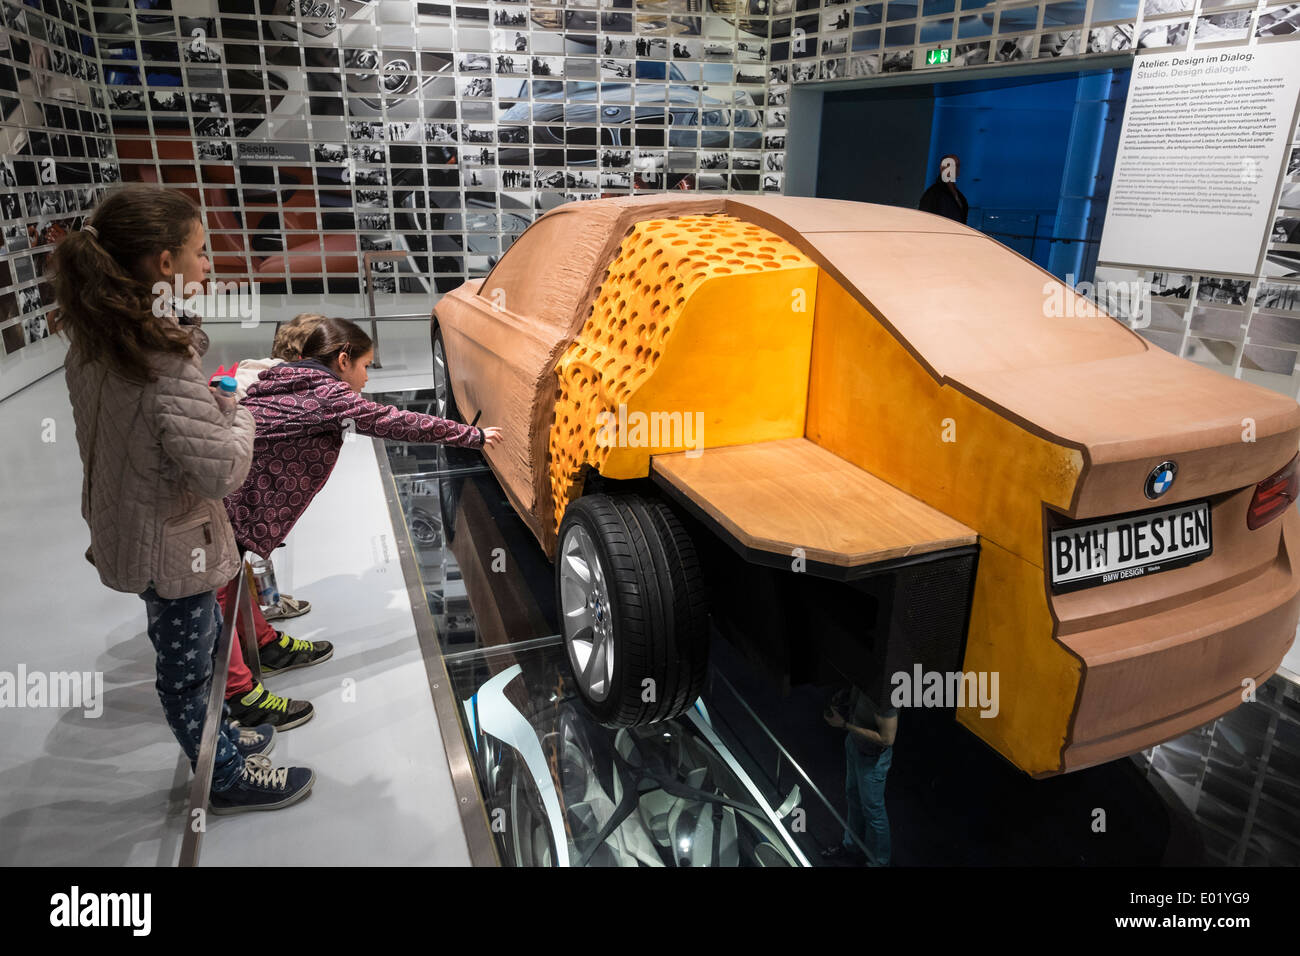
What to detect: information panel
<box><xmin>1099</xmin><ymin>43</ymin><xmax>1300</xmax><ymax>275</ymax></box>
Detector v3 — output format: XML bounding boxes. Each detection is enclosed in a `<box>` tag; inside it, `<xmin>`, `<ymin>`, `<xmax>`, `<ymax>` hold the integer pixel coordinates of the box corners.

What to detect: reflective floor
<box><xmin>377</xmin><ymin>387</ymin><xmax>1300</xmax><ymax>867</ymax></box>
<box><xmin>1137</xmin><ymin>677</ymin><xmax>1300</xmax><ymax>866</ymax></box>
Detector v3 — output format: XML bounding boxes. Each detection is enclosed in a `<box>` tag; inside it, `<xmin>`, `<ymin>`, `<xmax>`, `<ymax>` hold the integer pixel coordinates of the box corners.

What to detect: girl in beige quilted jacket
<box><xmin>54</xmin><ymin>184</ymin><xmax>314</xmax><ymax>815</ymax></box>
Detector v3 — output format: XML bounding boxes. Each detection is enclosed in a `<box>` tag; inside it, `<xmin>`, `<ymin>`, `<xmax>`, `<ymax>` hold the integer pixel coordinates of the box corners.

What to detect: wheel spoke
<box><xmin>558</xmin><ymin>521</ymin><xmax>615</xmax><ymax>703</ymax></box>
<box><xmin>588</xmin><ymin>634</ymin><xmax>608</xmax><ymax>696</ymax></box>
<box><xmin>562</xmin><ymin>547</ymin><xmax>592</xmax><ymax>586</ymax></box>
<box><xmin>570</xmin><ymin>631</ymin><xmax>593</xmax><ymax>675</ymax></box>
<box><xmin>564</xmin><ymin>602</ymin><xmax>593</xmax><ymax>634</ymax></box>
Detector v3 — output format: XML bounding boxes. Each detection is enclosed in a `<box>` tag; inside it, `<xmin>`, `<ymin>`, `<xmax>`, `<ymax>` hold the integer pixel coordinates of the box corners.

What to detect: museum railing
<box><xmin>177</xmin><ymin>562</ymin><xmax>262</xmax><ymax>868</ymax></box>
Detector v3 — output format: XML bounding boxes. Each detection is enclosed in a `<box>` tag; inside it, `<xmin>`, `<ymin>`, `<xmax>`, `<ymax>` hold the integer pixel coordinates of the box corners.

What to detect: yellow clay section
<box><xmin>805</xmin><ymin>271</ymin><xmax>1084</xmax><ymax>774</ymax></box>
<box><xmin>547</xmin><ymin>214</ymin><xmax>816</xmax><ymax>533</ymax></box>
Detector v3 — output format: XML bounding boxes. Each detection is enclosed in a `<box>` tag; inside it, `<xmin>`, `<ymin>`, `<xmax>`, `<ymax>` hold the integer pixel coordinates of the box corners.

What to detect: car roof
<box><xmin>473</xmin><ymin>195</ymin><xmax>1300</xmax><ymax>451</ymax></box>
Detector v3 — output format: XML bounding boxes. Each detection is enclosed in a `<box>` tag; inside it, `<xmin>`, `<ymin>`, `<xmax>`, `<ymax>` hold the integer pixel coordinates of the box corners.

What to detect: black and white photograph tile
<box><xmin>18</xmin><ymin>285</ymin><xmax>42</xmax><ymax>316</ymax></box>
<box><xmin>819</xmin><ymin>57</ymin><xmax>845</xmax><ymax>78</ymax></box>
<box><xmin>1196</xmin><ymin>10</ymin><xmax>1253</xmax><ymax>42</ymax></box>
<box><xmin>1089</xmin><ymin>23</ymin><xmax>1134</xmax><ymax>51</ymax></box>
<box><xmin>1139</xmin><ymin>19</ymin><xmax>1190</xmax><ymax>47</ymax></box>
<box><xmin>996</xmin><ymin>36</ymin><xmax>1038</xmax><ymax>60</ymax></box>
<box><xmin>1038</xmin><ymin>30</ymin><xmax>1083</xmax><ymax>57</ymax></box>
<box><xmin>1273</xmin><ymin>213</ymin><xmax>1300</xmax><ymax>247</ymax></box>
<box><xmin>2</xmin><ymin>322</ymin><xmax>25</xmax><ymax>356</ymax></box>
<box><xmin>849</xmin><ymin>54</ymin><xmax>880</xmax><ymax>76</ymax></box>
<box><xmin>1151</xmin><ymin>272</ymin><xmax>1195</xmax><ymax>298</ymax></box>
<box><xmin>954</xmin><ymin>41</ymin><xmax>992</xmax><ymax>65</ymax></box>
<box><xmin>2</xmin><ymin>225</ymin><xmax>25</xmax><ymax>252</ymax></box>
<box><xmin>23</xmin><ymin>310</ymin><xmax>49</xmax><ymax>343</ymax></box>
<box><xmin>1255</xmin><ymin>281</ymin><xmax>1300</xmax><ymax>313</ymax></box>
<box><xmin>1256</xmin><ymin>3</ymin><xmax>1300</xmax><ymax>36</ymax></box>
<box><xmin>882</xmin><ymin>50</ymin><xmax>913</xmax><ymax>72</ymax></box>
<box><xmin>1198</xmin><ymin>276</ymin><xmax>1251</xmax><ymax>306</ymax></box>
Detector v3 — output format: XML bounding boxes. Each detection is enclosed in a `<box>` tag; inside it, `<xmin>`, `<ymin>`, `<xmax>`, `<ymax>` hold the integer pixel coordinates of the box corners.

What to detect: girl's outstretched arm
<box><xmin>326</xmin><ymin>384</ymin><xmax>484</xmax><ymax>448</ymax></box>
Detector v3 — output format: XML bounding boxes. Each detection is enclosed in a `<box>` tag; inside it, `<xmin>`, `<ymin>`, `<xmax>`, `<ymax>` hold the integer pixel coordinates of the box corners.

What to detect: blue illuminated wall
<box><xmin>923</xmin><ymin>67</ymin><xmax>1130</xmax><ymax>280</ymax></box>
<box><xmin>817</xmin><ymin>65</ymin><xmax>1129</xmax><ymax>283</ymax></box>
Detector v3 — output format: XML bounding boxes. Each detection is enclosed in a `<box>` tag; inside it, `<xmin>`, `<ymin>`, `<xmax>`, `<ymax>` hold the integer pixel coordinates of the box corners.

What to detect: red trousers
<box><xmin>217</xmin><ymin>574</ymin><xmax>280</xmax><ymax>698</ymax></box>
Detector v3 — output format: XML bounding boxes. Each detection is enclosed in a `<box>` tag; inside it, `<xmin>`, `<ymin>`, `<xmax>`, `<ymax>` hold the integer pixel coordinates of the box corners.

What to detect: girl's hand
<box><xmin>210</xmin><ymin>384</ymin><xmax>237</xmax><ymax>414</ymax></box>
<box><xmin>480</xmin><ymin>426</ymin><xmax>503</xmax><ymax>448</ymax></box>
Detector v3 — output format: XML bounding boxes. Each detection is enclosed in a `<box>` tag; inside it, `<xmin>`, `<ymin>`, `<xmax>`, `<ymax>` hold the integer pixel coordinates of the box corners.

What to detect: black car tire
<box><xmin>556</xmin><ymin>493</ymin><xmax>709</xmax><ymax>727</ymax></box>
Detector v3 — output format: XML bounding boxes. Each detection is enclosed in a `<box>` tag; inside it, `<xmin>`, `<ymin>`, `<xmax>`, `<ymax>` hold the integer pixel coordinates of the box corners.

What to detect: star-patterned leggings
<box><xmin>140</xmin><ymin>586</ymin><xmax>245</xmax><ymax>792</ymax></box>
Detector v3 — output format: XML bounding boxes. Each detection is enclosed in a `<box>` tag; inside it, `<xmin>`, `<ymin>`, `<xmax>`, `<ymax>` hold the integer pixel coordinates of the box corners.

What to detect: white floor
<box><xmin>0</xmin><ymin>319</ymin><xmax>471</xmax><ymax>866</ymax></box>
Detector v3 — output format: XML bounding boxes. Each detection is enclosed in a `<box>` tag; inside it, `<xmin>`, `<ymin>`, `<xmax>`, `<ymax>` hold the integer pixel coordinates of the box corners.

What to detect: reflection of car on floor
<box><xmin>463</xmin><ymin>661</ymin><xmax>805</xmax><ymax>866</ymax></box>
<box><xmin>434</xmin><ymin>195</ymin><xmax>1300</xmax><ymax>779</ymax></box>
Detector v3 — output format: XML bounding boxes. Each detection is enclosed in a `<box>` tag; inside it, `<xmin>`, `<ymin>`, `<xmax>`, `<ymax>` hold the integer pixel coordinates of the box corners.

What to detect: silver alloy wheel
<box><xmin>432</xmin><ymin>335</ymin><xmax>449</xmax><ymax>419</ymax></box>
<box><xmin>559</xmin><ymin>522</ymin><xmax>615</xmax><ymax>702</ymax></box>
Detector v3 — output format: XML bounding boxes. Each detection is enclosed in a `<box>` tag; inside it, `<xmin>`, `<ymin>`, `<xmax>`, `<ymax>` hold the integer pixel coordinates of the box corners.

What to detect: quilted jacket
<box><xmin>225</xmin><ymin>360</ymin><xmax>484</xmax><ymax>557</ymax></box>
<box><xmin>65</xmin><ymin>338</ymin><xmax>256</xmax><ymax>599</ymax></box>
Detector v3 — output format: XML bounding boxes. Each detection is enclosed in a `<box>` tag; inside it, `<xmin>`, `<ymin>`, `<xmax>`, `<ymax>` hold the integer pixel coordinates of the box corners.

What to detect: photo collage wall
<box><xmin>1</xmin><ymin>0</ymin><xmax>115</xmax><ymax>362</ymax></box>
<box><xmin>83</xmin><ymin>0</ymin><xmax>781</xmax><ymax>299</ymax></box>
<box><xmin>770</xmin><ymin>0</ymin><xmax>1300</xmax><ymax>82</ymax></box>
<box><xmin>2</xmin><ymin>0</ymin><xmax>1297</xmax><ymax>368</ymax></box>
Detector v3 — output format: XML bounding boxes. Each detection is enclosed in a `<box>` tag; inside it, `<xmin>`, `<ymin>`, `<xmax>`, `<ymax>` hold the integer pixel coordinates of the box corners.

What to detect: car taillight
<box><xmin>1247</xmin><ymin>453</ymin><xmax>1299</xmax><ymax>530</ymax></box>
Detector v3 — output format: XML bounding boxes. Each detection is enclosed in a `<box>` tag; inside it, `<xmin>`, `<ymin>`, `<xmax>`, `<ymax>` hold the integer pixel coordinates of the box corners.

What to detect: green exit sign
<box><xmin>926</xmin><ymin>47</ymin><xmax>951</xmax><ymax>65</ymax></box>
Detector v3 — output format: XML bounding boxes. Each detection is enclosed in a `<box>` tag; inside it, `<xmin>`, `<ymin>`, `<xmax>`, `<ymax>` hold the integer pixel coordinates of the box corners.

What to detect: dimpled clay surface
<box><xmin>547</xmin><ymin>214</ymin><xmax>817</xmax><ymax>535</ymax></box>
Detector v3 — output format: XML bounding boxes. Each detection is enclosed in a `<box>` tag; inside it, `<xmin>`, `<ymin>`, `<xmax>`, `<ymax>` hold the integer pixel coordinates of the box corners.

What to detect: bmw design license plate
<box><xmin>1050</xmin><ymin>501</ymin><xmax>1212</xmax><ymax>591</ymax></box>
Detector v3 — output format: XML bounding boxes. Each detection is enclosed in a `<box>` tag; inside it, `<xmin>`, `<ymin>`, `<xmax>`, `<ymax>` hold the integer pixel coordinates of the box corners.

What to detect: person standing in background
<box><xmin>823</xmin><ymin>684</ymin><xmax>898</xmax><ymax>866</ymax></box>
<box><xmin>918</xmin><ymin>153</ymin><xmax>969</xmax><ymax>224</ymax></box>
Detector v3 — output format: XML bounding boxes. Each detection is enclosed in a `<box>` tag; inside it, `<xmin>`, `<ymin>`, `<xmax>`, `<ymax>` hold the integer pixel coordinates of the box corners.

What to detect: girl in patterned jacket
<box><xmin>220</xmin><ymin>317</ymin><xmax>501</xmax><ymax>723</ymax></box>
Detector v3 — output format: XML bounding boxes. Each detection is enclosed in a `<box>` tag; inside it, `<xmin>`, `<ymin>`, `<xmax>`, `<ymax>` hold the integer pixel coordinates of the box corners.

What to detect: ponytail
<box><xmin>299</xmin><ymin>317</ymin><xmax>374</xmax><ymax>369</ymax></box>
<box><xmin>51</xmin><ymin>185</ymin><xmax>202</xmax><ymax>383</ymax></box>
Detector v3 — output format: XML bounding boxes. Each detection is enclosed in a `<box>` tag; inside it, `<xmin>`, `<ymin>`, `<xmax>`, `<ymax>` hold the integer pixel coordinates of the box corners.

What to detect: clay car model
<box><xmin>432</xmin><ymin>195</ymin><xmax>1300</xmax><ymax>778</ymax></box>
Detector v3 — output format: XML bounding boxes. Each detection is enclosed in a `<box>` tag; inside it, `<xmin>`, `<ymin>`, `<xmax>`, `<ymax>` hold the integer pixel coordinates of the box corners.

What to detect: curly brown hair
<box><xmin>51</xmin><ymin>185</ymin><xmax>203</xmax><ymax>383</ymax></box>
<box><xmin>271</xmin><ymin>313</ymin><xmax>327</xmax><ymax>361</ymax></box>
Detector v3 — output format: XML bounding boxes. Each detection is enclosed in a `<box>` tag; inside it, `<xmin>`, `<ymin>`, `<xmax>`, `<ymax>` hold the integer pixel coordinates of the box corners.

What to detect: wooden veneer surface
<box><xmin>651</xmin><ymin>437</ymin><xmax>977</xmax><ymax>567</ymax></box>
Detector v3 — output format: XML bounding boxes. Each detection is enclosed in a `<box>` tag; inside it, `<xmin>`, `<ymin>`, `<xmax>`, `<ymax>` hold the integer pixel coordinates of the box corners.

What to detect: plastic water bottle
<box><xmin>250</xmin><ymin>556</ymin><xmax>280</xmax><ymax>608</ymax></box>
<box><xmin>209</xmin><ymin>363</ymin><xmax>238</xmax><ymax>397</ymax></box>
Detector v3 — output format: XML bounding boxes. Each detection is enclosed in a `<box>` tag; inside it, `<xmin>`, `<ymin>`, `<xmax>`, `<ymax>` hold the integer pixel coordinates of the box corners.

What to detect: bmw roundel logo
<box><xmin>1145</xmin><ymin>461</ymin><xmax>1178</xmax><ymax>499</ymax></box>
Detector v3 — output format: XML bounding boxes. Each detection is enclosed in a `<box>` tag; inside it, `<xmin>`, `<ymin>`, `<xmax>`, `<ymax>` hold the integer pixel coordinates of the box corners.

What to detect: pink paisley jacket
<box><xmin>224</xmin><ymin>359</ymin><xmax>483</xmax><ymax>556</ymax></box>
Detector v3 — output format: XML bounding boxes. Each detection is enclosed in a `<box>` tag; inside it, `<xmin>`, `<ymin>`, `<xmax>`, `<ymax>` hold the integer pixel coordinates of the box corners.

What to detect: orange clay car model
<box><xmin>431</xmin><ymin>194</ymin><xmax>1300</xmax><ymax>778</ymax></box>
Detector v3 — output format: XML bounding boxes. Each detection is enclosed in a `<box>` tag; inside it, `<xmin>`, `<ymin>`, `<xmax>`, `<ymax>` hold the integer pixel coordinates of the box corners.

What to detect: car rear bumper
<box><xmin>1057</xmin><ymin>507</ymin><xmax>1300</xmax><ymax>773</ymax></box>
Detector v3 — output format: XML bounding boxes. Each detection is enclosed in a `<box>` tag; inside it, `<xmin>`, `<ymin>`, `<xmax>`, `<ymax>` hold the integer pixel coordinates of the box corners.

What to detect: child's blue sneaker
<box><xmin>233</xmin><ymin>723</ymin><xmax>275</xmax><ymax>758</ymax></box>
<box><xmin>209</xmin><ymin>754</ymin><xmax>315</xmax><ymax>815</ymax></box>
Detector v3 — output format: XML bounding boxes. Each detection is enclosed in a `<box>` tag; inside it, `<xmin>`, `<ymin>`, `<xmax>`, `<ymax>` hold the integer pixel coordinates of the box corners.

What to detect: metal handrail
<box><xmin>178</xmin><ymin>563</ymin><xmax>262</xmax><ymax>867</ymax></box>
